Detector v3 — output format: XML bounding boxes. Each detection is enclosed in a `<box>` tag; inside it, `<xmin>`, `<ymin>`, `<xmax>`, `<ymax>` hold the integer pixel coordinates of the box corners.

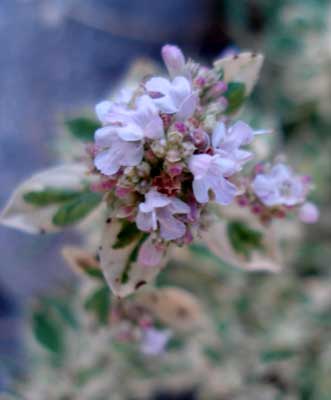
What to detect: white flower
<box><xmin>140</xmin><ymin>327</ymin><xmax>172</xmax><ymax>356</ymax></box>
<box><xmin>189</xmin><ymin>154</ymin><xmax>237</xmax><ymax>205</ymax></box>
<box><xmin>136</xmin><ymin>190</ymin><xmax>190</xmax><ymax>240</ymax></box>
<box><xmin>212</xmin><ymin>121</ymin><xmax>269</xmax><ymax>169</ymax></box>
<box><xmin>145</xmin><ymin>76</ymin><xmax>197</xmax><ymax>120</ymax></box>
<box><xmin>94</xmin><ymin>95</ymin><xmax>164</xmax><ymax>176</ymax></box>
<box><xmin>252</xmin><ymin>163</ymin><xmax>307</xmax><ymax>206</ymax></box>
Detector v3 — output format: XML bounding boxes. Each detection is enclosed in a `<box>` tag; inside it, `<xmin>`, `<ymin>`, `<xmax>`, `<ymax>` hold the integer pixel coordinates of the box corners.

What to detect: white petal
<box><xmin>212</xmin><ymin>176</ymin><xmax>237</xmax><ymax>205</ymax></box>
<box><xmin>116</xmin><ymin>123</ymin><xmax>144</xmax><ymax>141</ymax></box>
<box><xmin>169</xmin><ymin>197</ymin><xmax>190</xmax><ymax>214</ymax></box>
<box><xmin>229</xmin><ymin>121</ymin><xmax>254</xmax><ymax>145</ymax></box>
<box><xmin>189</xmin><ymin>154</ymin><xmax>213</xmax><ymax>180</ymax></box>
<box><xmin>192</xmin><ymin>178</ymin><xmax>210</xmax><ymax>203</ymax></box>
<box><xmin>95</xmin><ymin>101</ymin><xmax>112</xmax><ymax>124</ymax></box>
<box><xmin>157</xmin><ymin>208</ymin><xmax>186</xmax><ymax>240</ymax></box>
<box><xmin>146</xmin><ymin>77</ymin><xmax>171</xmax><ymax>95</ymax></box>
<box><xmin>94</xmin><ymin>126</ymin><xmax>117</xmax><ymax>147</ymax></box>
<box><xmin>136</xmin><ymin>210</ymin><xmax>155</xmax><ymax>232</ymax></box>
<box><xmin>176</xmin><ymin>93</ymin><xmax>197</xmax><ymax>120</ymax></box>
<box><xmin>144</xmin><ymin>115</ymin><xmax>165</xmax><ymax>139</ymax></box>
<box><xmin>140</xmin><ymin>190</ymin><xmax>171</xmax><ymax>212</ymax></box>
<box><xmin>212</xmin><ymin>122</ymin><xmax>226</xmax><ymax>148</ymax></box>
<box><xmin>94</xmin><ymin>149</ymin><xmax>121</xmax><ymax>176</ymax></box>
<box><xmin>0</xmin><ymin>164</ymin><xmax>92</xmax><ymax>234</ymax></box>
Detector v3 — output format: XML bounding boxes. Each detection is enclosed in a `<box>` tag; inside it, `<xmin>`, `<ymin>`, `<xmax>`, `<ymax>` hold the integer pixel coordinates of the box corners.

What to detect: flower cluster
<box><xmin>89</xmin><ymin>45</ymin><xmax>274</xmax><ymax>266</ymax></box>
<box><xmin>236</xmin><ymin>162</ymin><xmax>319</xmax><ymax>224</ymax></box>
<box><xmin>0</xmin><ymin>44</ymin><xmax>319</xmax><ymax>298</ymax></box>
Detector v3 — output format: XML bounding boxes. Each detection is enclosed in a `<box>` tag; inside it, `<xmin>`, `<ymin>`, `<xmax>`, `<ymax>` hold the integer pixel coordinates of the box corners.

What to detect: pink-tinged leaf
<box><xmin>99</xmin><ymin>219</ymin><xmax>168</xmax><ymax>297</ymax></box>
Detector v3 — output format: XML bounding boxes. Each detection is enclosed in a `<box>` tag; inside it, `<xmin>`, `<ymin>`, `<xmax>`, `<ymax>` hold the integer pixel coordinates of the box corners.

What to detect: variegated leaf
<box><xmin>99</xmin><ymin>219</ymin><xmax>168</xmax><ymax>298</ymax></box>
<box><xmin>0</xmin><ymin>164</ymin><xmax>96</xmax><ymax>234</ymax></box>
<box><xmin>214</xmin><ymin>52</ymin><xmax>264</xmax><ymax>96</ymax></box>
<box><xmin>200</xmin><ymin>205</ymin><xmax>282</xmax><ymax>273</ymax></box>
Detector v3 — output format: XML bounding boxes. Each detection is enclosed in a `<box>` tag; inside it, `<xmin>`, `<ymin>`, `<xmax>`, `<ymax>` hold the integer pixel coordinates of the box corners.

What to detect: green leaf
<box><xmin>261</xmin><ymin>348</ymin><xmax>297</xmax><ymax>363</ymax></box>
<box><xmin>227</xmin><ymin>220</ymin><xmax>263</xmax><ymax>259</ymax></box>
<box><xmin>84</xmin><ymin>266</ymin><xmax>105</xmax><ymax>281</ymax></box>
<box><xmin>84</xmin><ymin>285</ymin><xmax>110</xmax><ymax>324</ymax></box>
<box><xmin>45</xmin><ymin>299</ymin><xmax>79</xmax><ymax>330</ymax></box>
<box><xmin>120</xmin><ymin>233</ymin><xmax>148</xmax><ymax>284</ymax></box>
<box><xmin>65</xmin><ymin>117</ymin><xmax>100</xmax><ymax>142</ymax></box>
<box><xmin>23</xmin><ymin>188</ymin><xmax>81</xmax><ymax>206</ymax></box>
<box><xmin>112</xmin><ymin>221</ymin><xmax>142</xmax><ymax>249</ymax></box>
<box><xmin>32</xmin><ymin>310</ymin><xmax>64</xmax><ymax>354</ymax></box>
<box><xmin>224</xmin><ymin>81</ymin><xmax>246</xmax><ymax>114</ymax></box>
<box><xmin>52</xmin><ymin>191</ymin><xmax>102</xmax><ymax>226</ymax></box>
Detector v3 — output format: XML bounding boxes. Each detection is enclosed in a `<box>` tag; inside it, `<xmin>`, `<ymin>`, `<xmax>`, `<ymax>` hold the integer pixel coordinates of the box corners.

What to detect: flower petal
<box><xmin>157</xmin><ymin>208</ymin><xmax>186</xmax><ymax>240</ymax></box>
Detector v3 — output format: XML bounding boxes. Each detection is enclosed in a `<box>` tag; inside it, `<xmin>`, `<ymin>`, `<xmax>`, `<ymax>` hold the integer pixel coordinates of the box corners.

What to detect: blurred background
<box><xmin>0</xmin><ymin>0</ymin><xmax>330</xmax><ymax>398</ymax></box>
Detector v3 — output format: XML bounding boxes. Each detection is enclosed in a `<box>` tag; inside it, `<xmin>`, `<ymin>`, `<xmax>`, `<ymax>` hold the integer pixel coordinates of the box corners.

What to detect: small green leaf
<box><xmin>261</xmin><ymin>348</ymin><xmax>297</xmax><ymax>363</ymax></box>
<box><xmin>227</xmin><ymin>220</ymin><xmax>263</xmax><ymax>259</ymax></box>
<box><xmin>52</xmin><ymin>192</ymin><xmax>102</xmax><ymax>226</ymax></box>
<box><xmin>32</xmin><ymin>310</ymin><xmax>64</xmax><ymax>354</ymax></box>
<box><xmin>224</xmin><ymin>81</ymin><xmax>246</xmax><ymax>114</ymax></box>
<box><xmin>84</xmin><ymin>285</ymin><xmax>110</xmax><ymax>324</ymax></box>
<box><xmin>45</xmin><ymin>299</ymin><xmax>78</xmax><ymax>330</ymax></box>
<box><xmin>65</xmin><ymin>117</ymin><xmax>100</xmax><ymax>142</ymax></box>
<box><xmin>23</xmin><ymin>188</ymin><xmax>81</xmax><ymax>206</ymax></box>
<box><xmin>112</xmin><ymin>221</ymin><xmax>142</xmax><ymax>249</ymax></box>
<box><xmin>84</xmin><ymin>267</ymin><xmax>105</xmax><ymax>281</ymax></box>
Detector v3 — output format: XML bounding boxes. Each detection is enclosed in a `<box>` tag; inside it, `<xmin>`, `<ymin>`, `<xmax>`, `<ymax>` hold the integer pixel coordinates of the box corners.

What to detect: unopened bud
<box><xmin>299</xmin><ymin>202</ymin><xmax>319</xmax><ymax>224</ymax></box>
<box><xmin>161</xmin><ymin>44</ymin><xmax>185</xmax><ymax>77</ymax></box>
<box><xmin>190</xmin><ymin>128</ymin><xmax>210</xmax><ymax>150</ymax></box>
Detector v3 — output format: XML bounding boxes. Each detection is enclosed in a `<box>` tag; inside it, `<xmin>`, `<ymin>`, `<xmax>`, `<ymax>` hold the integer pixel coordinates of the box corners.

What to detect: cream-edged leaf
<box><xmin>214</xmin><ymin>52</ymin><xmax>264</xmax><ymax>96</ymax></box>
<box><xmin>200</xmin><ymin>205</ymin><xmax>282</xmax><ymax>273</ymax></box>
<box><xmin>99</xmin><ymin>219</ymin><xmax>167</xmax><ymax>298</ymax></box>
<box><xmin>0</xmin><ymin>164</ymin><xmax>94</xmax><ymax>234</ymax></box>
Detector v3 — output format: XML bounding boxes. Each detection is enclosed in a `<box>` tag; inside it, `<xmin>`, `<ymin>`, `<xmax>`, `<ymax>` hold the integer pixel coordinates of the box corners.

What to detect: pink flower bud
<box><xmin>190</xmin><ymin>128</ymin><xmax>210</xmax><ymax>150</ymax></box>
<box><xmin>90</xmin><ymin>179</ymin><xmax>116</xmax><ymax>192</ymax></box>
<box><xmin>167</xmin><ymin>163</ymin><xmax>183</xmax><ymax>177</ymax></box>
<box><xmin>115</xmin><ymin>186</ymin><xmax>131</xmax><ymax>198</ymax></box>
<box><xmin>299</xmin><ymin>202</ymin><xmax>319</xmax><ymax>224</ymax></box>
<box><xmin>251</xmin><ymin>203</ymin><xmax>263</xmax><ymax>214</ymax></box>
<box><xmin>161</xmin><ymin>44</ymin><xmax>185</xmax><ymax>77</ymax></box>
<box><xmin>208</xmin><ymin>81</ymin><xmax>227</xmax><ymax>99</ymax></box>
<box><xmin>194</xmin><ymin>76</ymin><xmax>206</xmax><ymax>88</ymax></box>
<box><xmin>174</xmin><ymin>121</ymin><xmax>188</xmax><ymax>134</ymax></box>
<box><xmin>237</xmin><ymin>195</ymin><xmax>250</xmax><ymax>207</ymax></box>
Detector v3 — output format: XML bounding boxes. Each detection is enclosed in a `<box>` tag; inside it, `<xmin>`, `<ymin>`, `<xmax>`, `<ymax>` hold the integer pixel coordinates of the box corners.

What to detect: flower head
<box><xmin>94</xmin><ymin>96</ymin><xmax>164</xmax><ymax>176</ymax></box>
<box><xmin>146</xmin><ymin>76</ymin><xmax>197</xmax><ymax>120</ymax></box>
<box><xmin>136</xmin><ymin>190</ymin><xmax>190</xmax><ymax>240</ymax></box>
<box><xmin>252</xmin><ymin>163</ymin><xmax>308</xmax><ymax>207</ymax></box>
<box><xmin>189</xmin><ymin>154</ymin><xmax>237</xmax><ymax>205</ymax></box>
